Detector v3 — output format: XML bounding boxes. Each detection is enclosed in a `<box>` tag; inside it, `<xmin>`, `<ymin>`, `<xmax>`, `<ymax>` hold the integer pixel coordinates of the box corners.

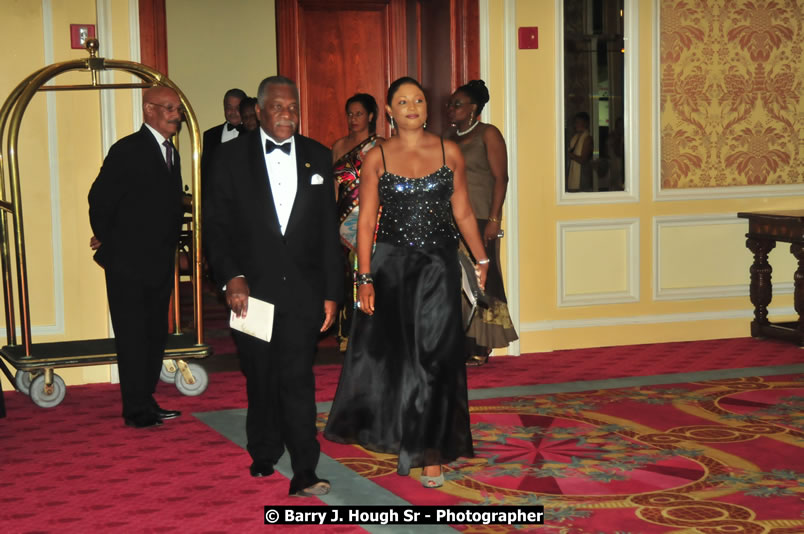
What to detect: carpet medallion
<box><xmin>317</xmin><ymin>375</ymin><xmax>804</xmax><ymax>533</ymax></box>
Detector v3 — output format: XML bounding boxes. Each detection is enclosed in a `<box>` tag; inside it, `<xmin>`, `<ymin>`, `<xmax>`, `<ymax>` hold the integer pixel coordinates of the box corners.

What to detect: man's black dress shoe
<box><xmin>153</xmin><ymin>405</ymin><xmax>181</xmax><ymax>420</ymax></box>
<box><xmin>249</xmin><ymin>462</ymin><xmax>275</xmax><ymax>478</ymax></box>
<box><xmin>124</xmin><ymin>413</ymin><xmax>163</xmax><ymax>428</ymax></box>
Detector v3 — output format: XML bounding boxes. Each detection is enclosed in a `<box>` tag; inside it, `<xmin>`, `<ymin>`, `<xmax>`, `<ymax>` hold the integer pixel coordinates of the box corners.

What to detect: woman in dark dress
<box><xmin>324</xmin><ymin>77</ymin><xmax>489</xmax><ymax>488</ymax></box>
<box><xmin>446</xmin><ymin>80</ymin><xmax>518</xmax><ymax>365</ymax></box>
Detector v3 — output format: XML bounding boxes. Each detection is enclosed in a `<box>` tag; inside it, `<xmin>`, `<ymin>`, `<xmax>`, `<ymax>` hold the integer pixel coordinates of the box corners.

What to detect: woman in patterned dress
<box><xmin>331</xmin><ymin>94</ymin><xmax>384</xmax><ymax>351</ymax></box>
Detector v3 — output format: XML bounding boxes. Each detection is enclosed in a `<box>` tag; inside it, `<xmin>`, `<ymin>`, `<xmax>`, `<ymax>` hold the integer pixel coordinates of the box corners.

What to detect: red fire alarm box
<box><xmin>518</xmin><ymin>27</ymin><xmax>538</xmax><ymax>49</ymax></box>
<box><xmin>70</xmin><ymin>24</ymin><xmax>96</xmax><ymax>49</ymax></box>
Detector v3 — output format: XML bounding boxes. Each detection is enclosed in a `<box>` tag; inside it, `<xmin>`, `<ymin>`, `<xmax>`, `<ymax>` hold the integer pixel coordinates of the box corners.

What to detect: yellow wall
<box><xmin>0</xmin><ymin>0</ymin><xmax>140</xmax><ymax>391</ymax></box>
<box><xmin>484</xmin><ymin>0</ymin><xmax>804</xmax><ymax>354</ymax></box>
<box><xmin>165</xmin><ymin>0</ymin><xmax>277</xmax><ymax>174</ymax></box>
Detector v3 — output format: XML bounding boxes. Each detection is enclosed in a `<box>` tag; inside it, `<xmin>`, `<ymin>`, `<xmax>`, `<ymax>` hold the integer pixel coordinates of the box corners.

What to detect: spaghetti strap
<box><xmin>440</xmin><ymin>137</ymin><xmax>446</xmax><ymax>165</ymax></box>
<box><xmin>379</xmin><ymin>145</ymin><xmax>387</xmax><ymax>173</ymax></box>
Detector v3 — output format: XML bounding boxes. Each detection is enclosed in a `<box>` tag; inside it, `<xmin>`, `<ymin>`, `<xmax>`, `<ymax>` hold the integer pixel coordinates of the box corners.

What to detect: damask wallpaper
<box><xmin>661</xmin><ymin>0</ymin><xmax>804</xmax><ymax>188</ymax></box>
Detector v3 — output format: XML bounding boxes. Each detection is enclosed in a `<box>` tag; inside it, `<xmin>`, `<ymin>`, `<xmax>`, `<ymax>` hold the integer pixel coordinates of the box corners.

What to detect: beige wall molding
<box><xmin>653</xmin><ymin>214</ymin><xmax>794</xmax><ymax>301</ymax></box>
<box><xmin>98</xmin><ymin>0</ymin><xmax>117</xmax><ymax>156</ymax></box>
<box><xmin>520</xmin><ymin>305</ymin><xmax>795</xmax><ymax>333</ymax></box>
<box><xmin>2</xmin><ymin>0</ymin><xmax>68</xmax><ymax>339</ymax></box>
<box><xmin>129</xmin><ymin>0</ymin><xmax>142</xmax><ymax>129</ymax></box>
<box><xmin>556</xmin><ymin>218</ymin><xmax>640</xmax><ymax>307</ymax></box>
<box><xmin>503</xmin><ymin>0</ymin><xmax>520</xmax><ymax>355</ymax></box>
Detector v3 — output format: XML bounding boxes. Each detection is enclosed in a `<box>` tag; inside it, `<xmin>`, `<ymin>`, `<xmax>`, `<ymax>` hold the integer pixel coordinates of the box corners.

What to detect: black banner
<box><xmin>263</xmin><ymin>505</ymin><xmax>545</xmax><ymax>525</ymax></box>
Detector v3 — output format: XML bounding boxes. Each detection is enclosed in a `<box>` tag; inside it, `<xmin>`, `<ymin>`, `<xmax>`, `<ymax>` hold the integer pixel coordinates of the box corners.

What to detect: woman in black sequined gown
<box><xmin>324</xmin><ymin>78</ymin><xmax>490</xmax><ymax>486</ymax></box>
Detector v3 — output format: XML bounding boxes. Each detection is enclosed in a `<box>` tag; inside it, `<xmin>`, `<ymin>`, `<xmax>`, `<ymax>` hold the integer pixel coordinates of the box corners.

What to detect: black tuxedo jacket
<box><xmin>203</xmin><ymin>130</ymin><xmax>342</xmax><ymax>319</ymax></box>
<box><xmin>202</xmin><ymin>122</ymin><xmax>243</xmax><ymax>179</ymax></box>
<box><xmin>88</xmin><ymin>125</ymin><xmax>184</xmax><ymax>284</ymax></box>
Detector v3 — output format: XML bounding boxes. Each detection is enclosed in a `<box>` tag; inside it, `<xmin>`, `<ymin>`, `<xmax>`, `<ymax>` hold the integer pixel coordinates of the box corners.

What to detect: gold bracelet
<box><xmin>488</xmin><ymin>216</ymin><xmax>501</xmax><ymax>223</ymax></box>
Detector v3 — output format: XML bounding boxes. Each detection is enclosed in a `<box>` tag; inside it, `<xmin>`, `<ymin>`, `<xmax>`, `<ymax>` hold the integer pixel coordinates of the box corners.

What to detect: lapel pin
<box><xmin>305</xmin><ymin>163</ymin><xmax>311</xmax><ymax>168</ymax></box>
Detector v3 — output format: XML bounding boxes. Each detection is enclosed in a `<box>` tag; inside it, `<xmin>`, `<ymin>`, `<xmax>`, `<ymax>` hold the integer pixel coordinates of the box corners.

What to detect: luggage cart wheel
<box><xmin>14</xmin><ymin>370</ymin><xmax>34</xmax><ymax>395</ymax></box>
<box><xmin>29</xmin><ymin>373</ymin><xmax>66</xmax><ymax>408</ymax></box>
<box><xmin>160</xmin><ymin>359</ymin><xmax>178</xmax><ymax>383</ymax></box>
<box><xmin>174</xmin><ymin>361</ymin><xmax>208</xmax><ymax>396</ymax></box>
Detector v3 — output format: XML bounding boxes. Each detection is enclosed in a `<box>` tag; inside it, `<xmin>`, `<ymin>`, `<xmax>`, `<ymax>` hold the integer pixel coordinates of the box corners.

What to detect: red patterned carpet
<box><xmin>319</xmin><ymin>374</ymin><xmax>804</xmax><ymax>533</ymax></box>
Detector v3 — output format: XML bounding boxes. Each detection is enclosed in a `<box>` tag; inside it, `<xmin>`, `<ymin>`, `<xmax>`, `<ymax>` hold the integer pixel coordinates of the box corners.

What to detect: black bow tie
<box><xmin>265</xmin><ymin>139</ymin><xmax>291</xmax><ymax>155</ymax></box>
<box><xmin>226</xmin><ymin>123</ymin><xmax>236</xmax><ymax>131</ymax></box>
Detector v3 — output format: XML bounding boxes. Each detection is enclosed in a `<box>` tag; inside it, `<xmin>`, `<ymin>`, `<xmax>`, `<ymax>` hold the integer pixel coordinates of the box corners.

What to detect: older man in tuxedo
<box><xmin>201</xmin><ymin>88</ymin><xmax>246</xmax><ymax>179</ymax></box>
<box><xmin>88</xmin><ymin>86</ymin><xmax>185</xmax><ymax>428</ymax></box>
<box><xmin>204</xmin><ymin>76</ymin><xmax>342</xmax><ymax>496</ymax></box>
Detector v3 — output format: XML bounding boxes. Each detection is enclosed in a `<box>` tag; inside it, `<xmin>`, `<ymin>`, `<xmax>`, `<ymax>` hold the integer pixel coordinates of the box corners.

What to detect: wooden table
<box><xmin>738</xmin><ymin>210</ymin><xmax>804</xmax><ymax>344</ymax></box>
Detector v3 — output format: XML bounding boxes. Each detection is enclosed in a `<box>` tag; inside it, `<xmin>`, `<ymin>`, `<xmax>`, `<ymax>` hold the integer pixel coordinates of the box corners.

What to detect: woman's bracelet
<box><xmin>488</xmin><ymin>216</ymin><xmax>502</xmax><ymax>223</ymax></box>
<box><xmin>476</xmin><ymin>258</ymin><xmax>490</xmax><ymax>265</ymax></box>
<box><xmin>356</xmin><ymin>273</ymin><xmax>374</xmax><ymax>286</ymax></box>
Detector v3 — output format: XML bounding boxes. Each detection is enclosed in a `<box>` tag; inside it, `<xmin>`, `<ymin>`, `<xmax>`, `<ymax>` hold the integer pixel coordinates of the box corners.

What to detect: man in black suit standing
<box><xmin>204</xmin><ymin>76</ymin><xmax>342</xmax><ymax>496</ymax></box>
<box><xmin>88</xmin><ymin>86</ymin><xmax>185</xmax><ymax>428</ymax></box>
<box><xmin>201</xmin><ymin>88</ymin><xmax>247</xmax><ymax>179</ymax></box>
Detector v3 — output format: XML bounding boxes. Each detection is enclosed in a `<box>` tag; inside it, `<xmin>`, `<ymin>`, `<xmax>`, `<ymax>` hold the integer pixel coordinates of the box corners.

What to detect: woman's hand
<box><xmin>483</xmin><ymin>220</ymin><xmax>500</xmax><ymax>244</ymax></box>
<box><xmin>475</xmin><ymin>262</ymin><xmax>489</xmax><ymax>291</ymax></box>
<box><xmin>357</xmin><ymin>283</ymin><xmax>375</xmax><ymax>315</ymax></box>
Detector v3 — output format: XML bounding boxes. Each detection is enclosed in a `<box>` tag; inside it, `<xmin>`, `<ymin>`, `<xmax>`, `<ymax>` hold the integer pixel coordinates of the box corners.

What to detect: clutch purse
<box><xmin>458</xmin><ymin>249</ymin><xmax>491</xmax><ymax>331</ymax></box>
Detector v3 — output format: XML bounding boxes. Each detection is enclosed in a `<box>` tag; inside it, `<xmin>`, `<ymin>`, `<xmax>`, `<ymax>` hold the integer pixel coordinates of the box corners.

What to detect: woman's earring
<box><xmin>423</xmin><ymin>121</ymin><xmax>427</xmax><ymax>129</ymax></box>
<box><xmin>390</xmin><ymin>117</ymin><xmax>395</xmax><ymax>130</ymax></box>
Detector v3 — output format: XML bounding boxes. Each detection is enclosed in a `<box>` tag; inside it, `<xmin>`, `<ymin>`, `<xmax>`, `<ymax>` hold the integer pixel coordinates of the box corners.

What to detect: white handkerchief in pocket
<box><xmin>311</xmin><ymin>173</ymin><xmax>324</xmax><ymax>185</ymax></box>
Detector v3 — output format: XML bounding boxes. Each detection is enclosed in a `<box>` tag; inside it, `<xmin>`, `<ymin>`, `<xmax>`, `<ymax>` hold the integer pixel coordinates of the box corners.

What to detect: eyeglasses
<box><xmin>147</xmin><ymin>101</ymin><xmax>185</xmax><ymax>114</ymax></box>
<box><xmin>446</xmin><ymin>100</ymin><xmax>466</xmax><ymax>109</ymax></box>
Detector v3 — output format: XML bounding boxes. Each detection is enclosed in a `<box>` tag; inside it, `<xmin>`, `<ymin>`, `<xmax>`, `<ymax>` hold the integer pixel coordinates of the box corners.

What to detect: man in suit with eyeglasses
<box><xmin>88</xmin><ymin>86</ymin><xmax>185</xmax><ymax>429</ymax></box>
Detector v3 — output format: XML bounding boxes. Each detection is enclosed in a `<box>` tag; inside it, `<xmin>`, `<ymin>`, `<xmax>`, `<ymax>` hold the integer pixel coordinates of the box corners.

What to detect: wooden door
<box><xmin>276</xmin><ymin>0</ymin><xmax>407</xmax><ymax>146</ymax></box>
<box><xmin>416</xmin><ymin>0</ymin><xmax>479</xmax><ymax>135</ymax></box>
<box><xmin>139</xmin><ymin>0</ymin><xmax>168</xmax><ymax>74</ymax></box>
<box><xmin>140</xmin><ymin>0</ymin><xmax>478</xmax><ymax>142</ymax></box>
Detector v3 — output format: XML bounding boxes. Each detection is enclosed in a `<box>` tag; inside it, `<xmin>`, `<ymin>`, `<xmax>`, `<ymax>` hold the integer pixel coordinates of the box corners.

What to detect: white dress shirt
<box><xmin>260</xmin><ymin>129</ymin><xmax>297</xmax><ymax>235</ymax></box>
<box><xmin>221</xmin><ymin>122</ymin><xmax>240</xmax><ymax>144</ymax></box>
<box><xmin>224</xmin><ymin>130</ymin><xmax>298</xmax><ymax>290</ymax></box>
<box><xmin>144</xmin><ymin>123</ymin><xmax>174</xmax><ymax>167</ymax></box>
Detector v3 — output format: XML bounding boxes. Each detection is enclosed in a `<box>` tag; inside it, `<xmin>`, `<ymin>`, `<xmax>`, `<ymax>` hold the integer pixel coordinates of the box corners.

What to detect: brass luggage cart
<box><xmin>0</xmin><ymin>40</ymin><xmax>211</xmax><ymax>408</ymax></box>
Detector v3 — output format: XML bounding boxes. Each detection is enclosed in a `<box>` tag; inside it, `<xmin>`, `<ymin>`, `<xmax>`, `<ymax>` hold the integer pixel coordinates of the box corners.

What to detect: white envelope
<box><xmin>229</xmin><ymin>297</ymin><xmax>274</xmax><ymax>342</ymax></box>
<box><xmin>311</xmin><ymin>173</ymin><xmax>324</xmax><ymax>185</ymax></box>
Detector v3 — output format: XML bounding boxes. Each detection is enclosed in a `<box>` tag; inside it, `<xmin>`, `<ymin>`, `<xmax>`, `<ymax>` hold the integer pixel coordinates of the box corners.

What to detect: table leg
<box><xmin>791</xmin><ymin>243</ymin><xmax>804</xmax><ymax>331</ymax></box>
<box><xmin>746</xmin><ymin>238</ymin><xmax>775</xmax><ymax>330</ymax></box>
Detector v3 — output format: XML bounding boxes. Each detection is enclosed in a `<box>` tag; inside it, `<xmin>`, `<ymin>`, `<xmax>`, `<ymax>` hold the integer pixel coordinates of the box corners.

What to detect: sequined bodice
<box><xmin>376</xmin><ymin>166</ymin><xmax>459</xmax><ymax>248</ymax></box>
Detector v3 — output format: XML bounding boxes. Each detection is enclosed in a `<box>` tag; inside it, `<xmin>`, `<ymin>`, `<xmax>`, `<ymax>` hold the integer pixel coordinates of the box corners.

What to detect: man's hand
<box><xmin>321</xmin><ymin>300</ymin><xmax>337</xmax><ymax>332</ymax></box>
<box><xmin>89</xmin><ymin>236</ymin><xmax>101</xmax><ymax>250</ymax></box>
<box><xmin>226</xmin><ymin>277</ymin><xmax>250</xmax><ymax>318</ymax></box>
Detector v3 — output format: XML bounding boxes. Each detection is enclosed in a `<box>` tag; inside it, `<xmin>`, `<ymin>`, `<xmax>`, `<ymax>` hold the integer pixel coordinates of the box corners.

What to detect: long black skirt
<box><xmin>323</xmin><ymin>242</ymin><xmax>473</xmax><ymax>475</ymax></box>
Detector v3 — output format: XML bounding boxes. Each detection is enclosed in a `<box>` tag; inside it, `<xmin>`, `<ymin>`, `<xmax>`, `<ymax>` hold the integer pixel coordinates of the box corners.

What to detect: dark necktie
<box><xmin>226</xmin><ymin>122</ymin><xmax>236</xmax><ymax>131</ymax></box>
<box><xmin>162</xmin><ymin>140</ymin><xmax>173</xmax><ymax>171</ymax></box>
<box><xmin>265</xmin><ymin>139</ymin><xmax>291</xmax><ymax>155</ymax></box>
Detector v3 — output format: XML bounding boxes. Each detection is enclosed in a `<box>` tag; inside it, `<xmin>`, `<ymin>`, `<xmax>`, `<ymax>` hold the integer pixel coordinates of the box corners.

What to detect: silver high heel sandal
<box><xmin>421</xmin><ymin>468</ymin><xmax>444</xmax><ymax>488</ymax></box>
